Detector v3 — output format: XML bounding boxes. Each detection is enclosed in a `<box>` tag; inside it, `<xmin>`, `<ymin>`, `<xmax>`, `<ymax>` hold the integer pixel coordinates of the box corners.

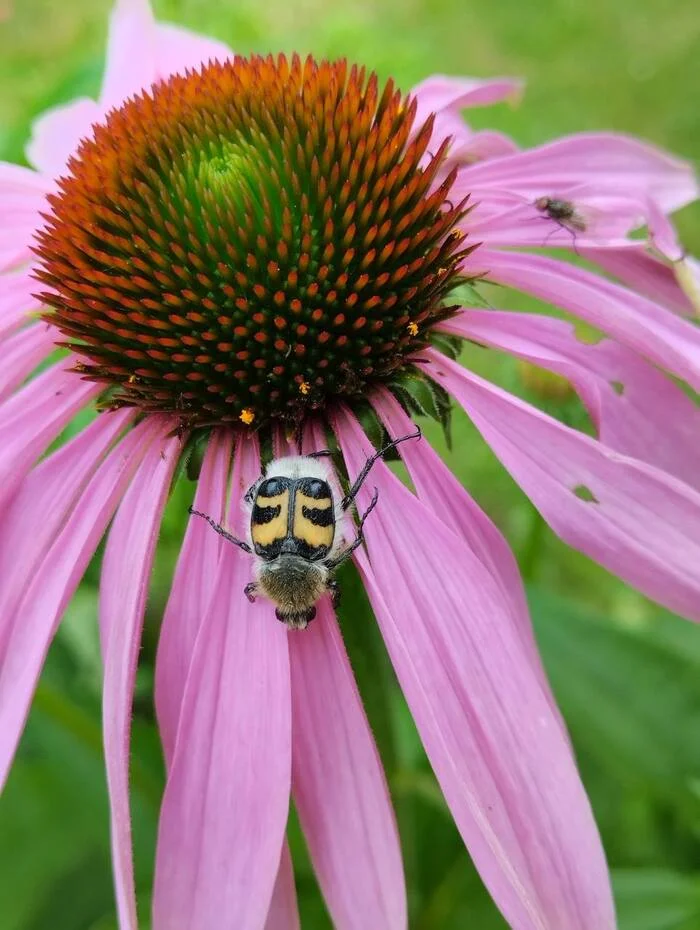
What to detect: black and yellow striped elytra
<box><xmin>188</xmin><ymin>427</ymin><xmax>421</xmax><ymax>630</ymax></box>
<box><xmin>251</xmin><ymin>476</ymin><xmax>336</xmax><ymax>562</ymax></box>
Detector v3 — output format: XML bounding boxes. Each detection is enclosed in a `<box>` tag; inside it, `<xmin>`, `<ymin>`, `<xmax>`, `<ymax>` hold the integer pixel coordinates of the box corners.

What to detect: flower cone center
<box><xmin>34</xmin><ymin>54</ymin><xmax>470</xmax><ymax>427</ymax></box>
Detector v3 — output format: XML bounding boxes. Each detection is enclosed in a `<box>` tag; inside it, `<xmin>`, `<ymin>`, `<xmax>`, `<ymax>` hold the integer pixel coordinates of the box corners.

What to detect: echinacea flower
<box><xmin>2</xmin><ymin>1</ymin><xmax>700</xmax><ymax>928</ymax></box>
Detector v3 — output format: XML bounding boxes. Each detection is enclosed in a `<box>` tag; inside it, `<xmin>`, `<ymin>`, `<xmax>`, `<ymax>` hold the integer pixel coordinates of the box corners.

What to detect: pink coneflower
<box><xmin>2</xmin><ymin>1</ymin><xmax>700</xmax><ymax>928</ymax></box>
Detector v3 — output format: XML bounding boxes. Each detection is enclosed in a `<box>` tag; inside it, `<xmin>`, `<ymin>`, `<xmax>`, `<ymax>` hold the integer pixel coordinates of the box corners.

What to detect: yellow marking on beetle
<box><xmin>251</xmin><ymin>491</ymin><xmax>289</xmax><ymax>547</ymax></box>
<box><xmin>293</xmin><ymin>491</ymin><xmax>334</xmax><ymax>550</ymax></box>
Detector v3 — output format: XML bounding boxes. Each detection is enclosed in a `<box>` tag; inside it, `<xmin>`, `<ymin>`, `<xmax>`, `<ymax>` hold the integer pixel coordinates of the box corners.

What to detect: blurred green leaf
<box><xmin>613</xmin><ymin>869</ymin><xmax>700</xmax><ymax>930</ymax></box>
<box><xmin>530</xmin><ymin>587</ymin><xmax>700</xmax><ymax>817</ymax></box>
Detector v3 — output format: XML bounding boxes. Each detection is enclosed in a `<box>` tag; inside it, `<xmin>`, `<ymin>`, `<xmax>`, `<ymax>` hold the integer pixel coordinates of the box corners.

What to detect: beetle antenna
<box><xmin>341</xmin><ymin>427</ymin><xmax>421</xmax><ymax>510</ymax></box>
<box><xmin>188</xmin><ymin>506</ymin><xmax>252</xmax><ymax>553</ymax></box>
<box><xmin>327</xmin><ymin>487</ymin><xmax>380</xmax><ymax>568</ymax></box>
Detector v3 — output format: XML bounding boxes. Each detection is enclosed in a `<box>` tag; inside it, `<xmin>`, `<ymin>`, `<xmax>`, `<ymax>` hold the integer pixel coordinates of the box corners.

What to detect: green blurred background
<box><xmin>2</xmin><ymin>0</ymin><xmax>700</xmax><ymax>927</ymax></box>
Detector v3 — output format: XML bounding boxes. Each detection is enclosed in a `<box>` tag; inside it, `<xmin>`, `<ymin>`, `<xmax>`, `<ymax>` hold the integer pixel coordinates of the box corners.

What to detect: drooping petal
<box><xmin>480</xmin><ymin>248</ymin><xmax>700</xmax><ymax>391</ymax></box>
<box><xmin>581</xmin><ymin>243</ymin><xmax>696</xmax><ymax>316</ymax></box>
<box><xmin>0</xmin><ymin>164</ymin><xmax>50</xmax><ymax>270</ymax></box>
<box><xmin>153</xmin><ymin>434</ymin><xmax>291</xmax><ymax>930</ymax></box>
<box><xmin>0</xmin><ymin>419</ymin><xmax>155</xmax><ymax>789</ymax></box>
<box><xmin>0</xmin><ymin>270</ymin><xmax>42</xmax><ymax>340</ymax></box>
<box><xmin>0</xmin><ymin>363</ymin><xmax>100</xmax><ymax>512</ymax></box>
<box><xmin>441</xmin><ymin>310</ymin><xmax>700</xmax><ymax>489</ymax></box>
<box><xmin>370</xmin><ymin>389</ymin><xmax>560</xmax><ymax>702</ymax></box>
<box><xmin>289</xmin><ymin>600</ymin><xmax>406</xmax><ymax>930</ymax></box>
<box><xmin>455</xmin><ymin>132</ymin><xmax>698</xmax><ymax>213</ymax></box>
<box><xmin>155</xmin><ymin>428</ymin><xmax>233</xmax><ymax>768</ymax></box>
<box><xmin>0</xmin><ymin>323</ymin><xmax>57</xmax><ymax>403</ymax></box>
<box><xmin>154</xmin><ymin>23</ymin><xmax>234</xmax><ymax>78</ymax></box>
<box><xmin>100</xmin><ymin>0</ymin><xmax>157</xmax><ymax>110</ymax></box>
<box><xmin>100</xmin><ymin>424</ymin><xmax>179</xmax><ymax>930</ymax></box>
<box><xmin>26</xmin><ymin>98</ymin><xmax>102</xmax><ymax>178</ymax></box>
<box><xmin>333</xmin><ymin>407</ymin><xmax>615</xmax><ymax>930</ymax></box>
<box><xmin>264</xmin><ymin>844</ymin><xmax>300</xmax><ymax>930</ymax></box>
<box><xmin>426</xmin><ymin>350</ymin><xmax>700</xmax><ymax>624</ymax></box>
<box><xmin>0</xmin><ymin>409</ymin><xmax>133</xmax><ymax>656</ymax></box>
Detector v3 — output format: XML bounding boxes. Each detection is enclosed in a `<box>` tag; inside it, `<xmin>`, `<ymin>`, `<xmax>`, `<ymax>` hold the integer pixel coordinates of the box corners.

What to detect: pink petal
<box><xmin>467</xmin><ymin>185</ymin><xmax>646</xmax><ymax>249</ymax></box>
<box><xmin>0</xmin><ymin>271</ymin><xmax>42</xmax><ymax>340</ymax></box>
<box><xmin>153</xmin><ymin>434</ymin><xmax>291</xmax><ymax>930</ymax></box>
<box><xmin>479</xmin><ymin>248</ymin><xmax>700</xmax><ymax>392</ymax></box>
<box><xmin>0</xmin><ymin>324</ymin><xmax>57</xmax><ymax>403</ymax></box>
<box><xmin>411</xmin><ymin>75</ymin><xmax>523</xmax><ymax>130</ymax></box>
<box><xmin>264</xmin><ymin>844</ymin><xmax>300</xmax><ymax>930</ymax></box>
<box><xmin>0</xmin><ymin>164</ymin><xmax>49</xmax><ymax>270</ymax></box>
<box><xmin>0</xmin><ymin>419</ymin><xmax>155</xmax><ymax>790</ymax></box>
<box><xmin>425</xmin><ymin>350</ymin><xmax>700</xmax><ymax>624</ymax></box>
<box><xmin>455</xmin><ymin>132</ymin><xmax>698</xmax><ymax>213</ymax></box>
<box><xmin>411</xmin><ymin>76</ymin><xmax>522</xmax><ymax>161</ymax></box>
<box><xmin>333</xmin><ymin>407</ymin><xmax>615</xmax><ymax>930</ymax></box>
<box><xmin>154</xmin><ymin>23</ymin><xmax>234</xmax><ymax>78</ymax></box>
<box><xmin>442</xmin><ymin>309</ymin><xmax>700</xmax><ymax>490</ymax></box>
<box><xmin>289</xmin><ymin>601</ymin><xmax>406</xmax><ymax>930</ymax></box>
<box><xmin>26</xmin><ymin>98</ymin><xmax>102</xmax><ymax>178</ymax></box>
<box><xmin>446</xmin><ymin>129</ymin><xmax>519</xmax><ymax>168</ymax></box>
<box><xmin>0</xmin><ymin>409</ymin><xmax>133</xmax><ymax>657</ymax></box>
<box><xmin>581</xmin><ymin>243</ymin><xmax>696</xmax><ymax>316</ymax></box>
<box><xmin>100</xmin><ymin>0</ymin><xmax>157</xmax><ymax>110</ymax></box>
<box><xmin>155</xmin><ymin>429</ymin><xmax>233</xmax><ymax>768</ymax></box>
<box><xmin>0</xmin><ymin>362</ymin><xmax>99</xmax><ymax>512</ymax></box>
<box><xmin>370</xmin><ymin>388</ymin><xmax>566</xmax><ymax>728</ymax></box>
<box><xmin>100</xmin><ymin>425</ymin><xmax>179</xmax><ymax>930</ymax></box>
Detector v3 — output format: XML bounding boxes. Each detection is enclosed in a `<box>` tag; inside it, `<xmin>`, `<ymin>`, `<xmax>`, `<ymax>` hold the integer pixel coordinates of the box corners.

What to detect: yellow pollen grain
<box><xmin>128</xmin><ymin>374</ymin><xmax>137</xmax><ymax>384</ymax></box>
<box><xmin>299</xmin><ymin>380</ymin><xmax>311</xmax><ymax>395</ymax></box>
<box><xmin>239</xmin><ymin>408</ymin><xmax>255</xmax><ymax>425</ymax></box>
<box><xmin>407</xmin><ymin>322</ymin><xmax>419</xmax><ymax>336</ymax></box>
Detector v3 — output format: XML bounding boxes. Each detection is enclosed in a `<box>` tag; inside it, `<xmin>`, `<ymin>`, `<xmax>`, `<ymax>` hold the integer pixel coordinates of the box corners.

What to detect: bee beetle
<box><xmin>189</xmin><ymin>428</ymin><xmax>420</xmax><ymax>629</ymax></box>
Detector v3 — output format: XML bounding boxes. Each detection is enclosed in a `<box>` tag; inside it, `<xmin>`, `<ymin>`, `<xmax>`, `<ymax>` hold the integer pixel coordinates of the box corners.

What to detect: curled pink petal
<box><xmin>455</xmin><ymin>132</ymin><xmax>698</xmax><ymax>212</ymax></box>
<box><xmin>412</xmin><ymin>75</ymin><xmax>523</xmax><ymax>130</ymax></box>
<box><xmin>289</xmin><ymin>600</ymin><xmax>406</xmax><ymax>930</ymax></box>
<box><xmin>100</xmin><ymin>0</ymin><xmax>157</xmax><ymax>109</ymax></box>
<box><xmin>581</xmin><ymin>243</ymin><xmax>696</xmax><ymax>316</ymax></box>
<box><xmin>0</xmin><ymin>323</ymin><xmax>57</xmax><ymax>403</ymax></box>
<box><xmin>426</xmin><ymin>350</ymin><xmax>700</xmax><ymax>624</ymax></box>
<box><xmin>0</xmin><ymin>271</ymin><xmax>42</xmax><ymax>340</ymax></box>
<box><xmin>26</xmin><ymin>98</ymin><xmax>102</xmax><ymax>178</ymax></box>
<box><xmin>0</xmin><ymin>408</ymin><xmax>133</xmax><ymax>656</ymax></box>
<box><xmin>480</xmin><ymin>248</ymin><xmax>700</xmax><ymax>391</ymax></box>
<box><xmin>155</xmin><ymin>428</ymin><xmax>233</xmax><ymax>767</ymax></box>
<box><xmin>411</xmin><ymin>76</ymin><xmax>522</xmax><ymax>161</ymax></box>
<box><xmin>154</xmin><ymin>23</ymin><xmax>234</xmax><ymax>77</ymax></box>
<box><xmin>446</xmin><ymin>129</ymin><xmax>519</xmax><ymax>168</ymax></box>
<box><xmin>442</xmin><ymin>309</ymin><xmax>700</xmax><ymax>489</ymax></box>
<box><xmin>334</xmin><ymin>407</ymin><xmax>615</xmax><ymax>930</ymax></box>
<box><xmin>153</xmin><ymin>435</ymin><xmax>291</xmax><ymax>930</ymax></box>
<box><xmin>100</xmin><ymin>425</ymin><xmax>179</xmax><ymax>930</ymax></box>
<box><xmin>265</xmin><ymin>844</ymin><xmax>300</xmax><ymax>930</ymax></box>
<box><xmin>0</xmin><ymin>419</ymin><xmax>155</xmax><ymax>790</ymax></box>
<box><xmin>0</xmin><ymin>363</ymin><xmax>99</xmax><ymax>512</ymax></box>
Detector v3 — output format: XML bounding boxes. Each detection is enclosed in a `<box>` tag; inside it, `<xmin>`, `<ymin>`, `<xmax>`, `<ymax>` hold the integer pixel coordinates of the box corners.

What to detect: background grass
<box><xmin>1</xmin><ymin>1</ymin><xmax>700</xmax><ymax>927</ymax></box>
